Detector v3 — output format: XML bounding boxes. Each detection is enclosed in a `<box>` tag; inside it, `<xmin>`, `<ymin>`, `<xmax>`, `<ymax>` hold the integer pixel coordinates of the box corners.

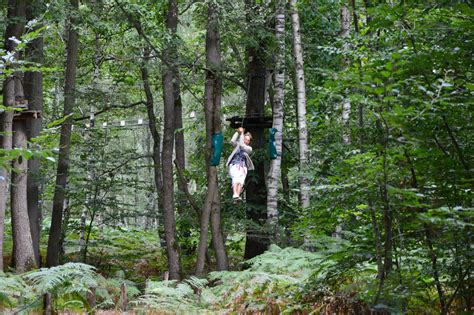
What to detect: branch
<box><xmin>446</xmin><ymin>266</ymin><xmax>470</xmax><ymax>311</ymax></box>
<box><xmin>180</xmin><ymin>0</ymin><xmax>199</xmax><ymax>15</ymax></box>
<box><xmin>229</xmin><ymin>41</ymin><xmax>245</xmax><ymax>76</ymax></box>
<box><xmin>98</xmin><ymin>154</ymin><xmax>151</xmax><ymax>178</ymax></box>
<box><xmin>433</xmin><ymin>134</ymin><xmax>450</xmax><ymax>157</ymax></box>
<box><xmin>442</xmin><ymin>114</ymin><xmax>470</xmax><ymax>170</ymax></box>
<box><xmin>115</xmin><ymin>0</ymin><xmax>162</xmax><ymax>58</ymax></box>
<box><xmin>180</xmin><ymin>62</ymin><xmax>246</xmax><ymax>90</ymax></box>
<box><xmin>73</xmin><ymin>101</ymin><xmax>146</xmax><ymax>122</ymax></box>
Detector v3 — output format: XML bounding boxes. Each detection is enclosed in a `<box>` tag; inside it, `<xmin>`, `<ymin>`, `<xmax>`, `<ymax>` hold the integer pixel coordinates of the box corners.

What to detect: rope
<box><xmin>241</xmin><ymin>75</ymin><xmax>252</xmax><ymax>129</ymax></box>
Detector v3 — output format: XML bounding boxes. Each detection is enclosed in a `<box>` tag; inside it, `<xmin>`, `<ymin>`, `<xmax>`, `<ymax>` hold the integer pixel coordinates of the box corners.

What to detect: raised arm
<box><xmin>230</xmin><ymin>132</ymin><xmax>240</xmax><ymax>147</ymax></box>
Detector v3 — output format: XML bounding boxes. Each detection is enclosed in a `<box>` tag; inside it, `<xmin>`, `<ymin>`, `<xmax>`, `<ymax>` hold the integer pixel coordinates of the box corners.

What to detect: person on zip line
<box><xmin>226</xmin><ymin>127</ymin><xmax>254</xmax><ymax>202</ymax></box>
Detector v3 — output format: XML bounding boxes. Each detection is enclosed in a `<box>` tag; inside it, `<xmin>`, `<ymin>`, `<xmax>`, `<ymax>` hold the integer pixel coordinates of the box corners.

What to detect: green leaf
<box><xmin>380</xmin><ymin>71</ymin><xmax>391</xmax><ymax>78</ymax></box>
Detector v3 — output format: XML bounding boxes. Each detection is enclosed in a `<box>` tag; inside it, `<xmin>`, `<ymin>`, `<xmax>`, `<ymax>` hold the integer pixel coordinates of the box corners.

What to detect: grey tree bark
<box><xmin>11</xmin><ymin>120</ymin><xmax>37</xmax><ymax>272</ymax></box>
<box><xmin>46</xmin><ymin>0</ymin><xmax>79</xmax><ymax>267</ymax></box>
<box><xmin>0</xmin><ymin>0</ymin><xmax>26</xmax><ymax>272</ymax></box>
<box><xmin>196</xmin><ymin>2</ymin><xmax>229</xmax><ymax>275</ymax></box>
<box><xmin>24</xmin><ymin>0</ymin><xmax>45</xmax><ymax>266</ymax></box>
<box><xmin>290</xmin><ymin>0</ymin><xmax>310</xmax><ymax>209</ymax></box>
<box><xmin>169</xmin><ymin>0</ymin><xmax>185</xmax><ymax>193</ymax></box>
<box><xmin>174</xmin><ymin>84</ymin><xmax>185</xmax><ymax>192</ymax></box>
<box><xmin>161</xmin><ymin>0</ymin><xmax>182</xmax><ymax>280</ymax></box>
<box><xmin>266</xmin><ymin>0</ymin><xmax>285</xmax><ymax>234</ymax></box>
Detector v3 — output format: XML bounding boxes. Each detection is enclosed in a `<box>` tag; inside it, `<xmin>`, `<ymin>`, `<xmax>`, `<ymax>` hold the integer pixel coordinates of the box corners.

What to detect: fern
<box><xmin>0</xmin><ymin>272</ymin><xmax>35</xmax><ymax>309</ymax></box>
<box><xmin>133</xmin><ymin>277</ymin><xmax>218</xmax><ymax>313</ymax></box>
<box><xmin>24</xmin><ymin>262</ymin><xmax>100</xmax><ymax>295</ymax></box>
<box><xmin>95</xmin><ymin>277</ymin><xmax>141</xmax><ymax>310</ymax></box>
<box><xmin>207</xmin><ymin>245</ymin><xmax>326</xmax><ymax>313</ymax></box>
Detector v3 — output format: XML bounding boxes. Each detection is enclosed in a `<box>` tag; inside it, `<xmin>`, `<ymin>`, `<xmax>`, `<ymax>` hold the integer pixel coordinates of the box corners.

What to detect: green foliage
<box><xmin>133</xmin><ymin>245</ymin><xmax>372</xmax><ymax>313</ymax></box>
<box><xmin>0</xmin><ymin>272</ymin><xmax>35</xmax><ymax>309</ymax></box>
<box><xmin>24</xmin><ymin>263</ymin><xmax>98</xmax><ymax>295</ymax></box>
<box><xmin>0</xmin><ymin>263</ymin><xmax>140</xmax><ymax>313</ymax></box>
<box><xmin>289</xmin><ymin>1</ymin><xmax>473</xmax><ymax>313</ymax></box>
<box><xmin>1</xmin><ymin>0</ymin><xmax>471</xmax><ymax>313</ymax></box>
<box><xmin>134</xmin><ymin>277</ymin><xmax>212</xmax><ymax>312</ymax></box>
<box><xmin>208</xmin><ymin>245</ymin><xmax>324</xmax><ymax>313</ymax></box>
<box><xmin>83</xmin><ymin>226</ymin><xmax>167</xmax><ymax>282</ymax></box>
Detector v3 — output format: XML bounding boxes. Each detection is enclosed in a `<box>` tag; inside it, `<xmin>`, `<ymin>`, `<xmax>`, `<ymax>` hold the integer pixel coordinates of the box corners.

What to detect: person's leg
<box><xmin>232</xmin><ymin>183</ymin><xmax>239</xmax><ymax>198</ymax></box>
<box><xmin>236</xmin><ymin>167</ymin><xmax>247</xmax><ymax>199</ymax></box>
<box><xmin>235</xmin><ymin>183</ymin><xmax>242</xmax><ymax>197</ymax></box>
<box><xmin>230</xmin><ymin>165</ymin><xmax>239</xmax><ymax>198</ymax></box>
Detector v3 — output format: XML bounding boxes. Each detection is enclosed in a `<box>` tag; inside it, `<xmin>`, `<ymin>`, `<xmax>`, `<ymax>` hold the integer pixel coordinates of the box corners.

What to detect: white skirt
<box><xmin>229</xmin><ymin>164</ymin><xmax>248</xmax><ymax>186</ymax></box>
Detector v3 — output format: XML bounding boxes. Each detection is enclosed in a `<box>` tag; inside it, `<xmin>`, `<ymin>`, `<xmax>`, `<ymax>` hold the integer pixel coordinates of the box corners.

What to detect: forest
<box><xmin>0</xmin><ymin>0</ymin><xmax>472</xmax><ymax>313</ymax></box>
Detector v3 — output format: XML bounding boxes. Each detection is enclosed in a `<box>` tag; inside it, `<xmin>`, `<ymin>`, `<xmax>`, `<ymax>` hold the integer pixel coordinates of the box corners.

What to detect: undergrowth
<box><xmin>1</xmin><ymin>243</ymin><xmax>445</xmax><ymax>313</ymax></box>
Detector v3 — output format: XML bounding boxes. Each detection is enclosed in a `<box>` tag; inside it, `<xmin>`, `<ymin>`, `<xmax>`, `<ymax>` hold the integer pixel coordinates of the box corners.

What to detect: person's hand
<box><xmin>237</xmin><ymin>127</ymin><xmax>244</xmax><ymax>134</ymax></box>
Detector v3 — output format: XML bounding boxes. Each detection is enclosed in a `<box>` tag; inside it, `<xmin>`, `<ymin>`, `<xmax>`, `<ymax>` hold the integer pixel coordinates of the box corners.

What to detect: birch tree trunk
<box><xmin>196</xmin><ymin>3</ymin><xmax>228</xmax><ymax>275</ymax></box>
<box><xmin>161</xmin><ymin>0</ymin><xmax>181</xmax><ymax>280</ymax></box>
<box><xmin>290</xmin><ymin>0</ymin><xmax>310</xmax><ymax>209</ymax></box>
<box><xmin>24</xmin><ymin>0</ymin><xmax>45</xmax><ymax>267</ymax></box>
<box><xmin>46</xmin><ymin>0</ymin><xmax>79</xmax><ymax>267</ymax></box>
<box><xmin>266</xmin><ymin>0</ymin><xmax>285</xmax><ymax>234</ymax></box>
<box><xmin>0</xmin><ymin>0</ymin><xmax>26</xmax><ymax>272</ymax></box>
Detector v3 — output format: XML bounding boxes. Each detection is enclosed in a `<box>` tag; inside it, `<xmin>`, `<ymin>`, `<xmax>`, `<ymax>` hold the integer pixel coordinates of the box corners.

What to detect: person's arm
<box><xmin>230</xmin><ymin>132</ymin><xmax>239</xmax><ymax>147</ymax></box>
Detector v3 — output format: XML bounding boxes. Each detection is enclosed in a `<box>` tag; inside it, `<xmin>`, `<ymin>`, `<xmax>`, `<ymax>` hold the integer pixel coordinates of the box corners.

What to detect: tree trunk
<box><xmin>376</xmin><ymin>111</ymin><xmax>393</xmax><ymax>278</ymax></box>
<box><xmin>196</xmin><ymin>3</ymin><xmax>228</xmax><ymax>275</ymax></box>
<box><xmin>174</xmin><ymin>86</ymin><xmax>185</xmax><ymax>191</ymax></box>
<box><xmin>161</xmin><ymin>0</ymin><xmax>181</xmax><ymax>280</ymax></box>
<box><xmin>46</xmin><ymin>0</ymin><xmax>79</xmax><ymax>267</ymax></box>
<box><xmin>243</xmin><ymin>54</ymin><xmax>269</xmax><ymax>259</ymax></box>
<box><xmin>266</xmin><ymin>0</ymin><xmax>285</xmax><ymax>238</ymax></box>
<box><xmin>11</xmin><ymin>120</ymin><xmax>37</xmax><ymax>272</ymax></box>
<box><xmin>0</xmin><ymin>0</ymin><xmax>26</xmax><ymax>272</ymax></box>
<box><xmin>210</xmin><ymin>189</ymin><xmax>228</xmax><ymax>271</ymax></box>
<box><xmin>0</xmin><ymin>110</ymin><xmax>13</xmax><ymax>271</ymax></box>
<box><xmin>140</xmin><ymin>47</ymin><xmax>164</xmax><ymax>242</ymax></box>
<box><xmin>207</xmin><ymin>4</ymin><xmax>228</xmax><ymax>272</ymax></box>
<box><xmin>166</xmin><ymin>0</ymin><xmax>185</xmax><ymax>193</ymax></box>
<box><xmin>290</xmin><ymin>0</ymin><xmax>310</xmax><ymax>210</ymax></box>
<box><xmin>241</xmin><ymin>0</ymin><xmax>270</xmax><ymax>260</ymax></box>
<box><xmin>24</xmin><ymin>0</ymin><xmax>45</xmax><ymax>267</ymax></box>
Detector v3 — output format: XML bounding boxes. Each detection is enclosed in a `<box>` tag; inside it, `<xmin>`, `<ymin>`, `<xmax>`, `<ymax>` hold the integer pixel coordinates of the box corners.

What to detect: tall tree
<box><xmin>11</xmin><ymin>117</ymin><xmax>37</xmax><ymax>272</ymax></box>
<box><xmin>243</xmin><ymin>0</ymin><xmax>270</xmax><ymax>260</ymax></box>
<box><xmin>174</xmin><ymin>80</ymin><xmax>185</xmax><ymax>193</ymax></box>
<box><xmin>290</xmin><ymin>0</ymin><xmax>310</xmax><ymax>209</ymax></box>
<box><xmin>196</xmin><ymin>2</ymin><xmax>228</xmax><ymax>275</ymax></box>
<box><xmin>0</xmin><ymin>0</ymin><xmax>27</xmax><ymax>272</ymax></box>
<box><xmin>24</xmin><ymin>0</ymin><xmax>45</xmax><ymax>267</ymax></box>
<box><xmin>140</xmin><ymin>46</ymin><xmax>163</xmax><ymax>240</ymax></box>
<box><xmin>266</xmin><ymin>0</ymin><xmax>286</xmax><ymax>234</ymax></box>
<box><xmin>46</xmin><ymin>0</ymin><xmax>79</xmax><ymax>267</ymax></box>
<box><xmin>161</xmin><ymin>0</ymin><xmax>181</xmax><ymax>280</ymax></box>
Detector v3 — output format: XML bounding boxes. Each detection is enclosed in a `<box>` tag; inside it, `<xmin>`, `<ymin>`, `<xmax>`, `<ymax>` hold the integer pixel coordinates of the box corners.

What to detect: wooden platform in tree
<box><xmin>13</xmin><ymin>109</ymin><xmax>42</xmax><ymax>121</ymax></box>
<box><xmin>226</xmin><ymin>114</ymin><xmax>272</xmax><ymax>129</ymax></box>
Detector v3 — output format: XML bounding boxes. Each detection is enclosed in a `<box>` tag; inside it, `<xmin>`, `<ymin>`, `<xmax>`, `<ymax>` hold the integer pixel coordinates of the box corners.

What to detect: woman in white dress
<box><xmin>226</xmin><ymin>127</ymin><xmax>254</xmax><ymax>201</ymax></box>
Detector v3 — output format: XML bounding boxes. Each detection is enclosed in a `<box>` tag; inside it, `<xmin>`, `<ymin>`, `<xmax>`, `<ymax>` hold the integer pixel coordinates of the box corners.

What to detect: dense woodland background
<box><xmin>0</xmin><ymin>0</ymin><xmax>472</xmax><ymax>313</ymax></box>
